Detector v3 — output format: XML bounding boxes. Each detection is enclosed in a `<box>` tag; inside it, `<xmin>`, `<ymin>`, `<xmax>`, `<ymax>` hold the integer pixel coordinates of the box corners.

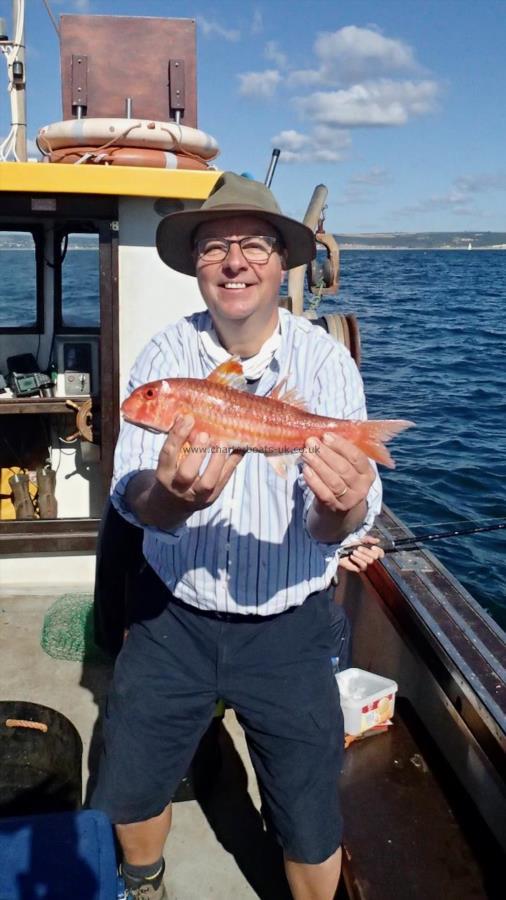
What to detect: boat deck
<box><xmin>0</xmin><ymin>583</ymin><xmax>500</xmax><ymax>899</ymax></box>
<box><xmin>0</xmin><ymin>586</ymin><xmax>292</xmax><ymax>899</ymax></box>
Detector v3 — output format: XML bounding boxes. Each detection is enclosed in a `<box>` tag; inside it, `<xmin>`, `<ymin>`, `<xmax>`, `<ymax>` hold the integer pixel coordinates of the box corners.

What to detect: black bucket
<box><xmin>0</xmin><ymin>701</ymin><xmax>83</xmax><ymax>817</ymax></box>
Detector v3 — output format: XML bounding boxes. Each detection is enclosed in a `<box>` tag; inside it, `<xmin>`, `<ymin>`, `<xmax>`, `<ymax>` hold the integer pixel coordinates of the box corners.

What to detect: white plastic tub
<box><xmin>336</xmin><ymin>667</ymin><xmax>398</xmax><ymax>736</ymax></box>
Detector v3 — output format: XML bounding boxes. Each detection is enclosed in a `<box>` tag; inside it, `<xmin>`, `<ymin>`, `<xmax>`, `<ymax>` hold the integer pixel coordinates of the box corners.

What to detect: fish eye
<box><xmin>145</xmin><ymin>388</ymin><xmax>155</xmax><ymax>399</ymax></box>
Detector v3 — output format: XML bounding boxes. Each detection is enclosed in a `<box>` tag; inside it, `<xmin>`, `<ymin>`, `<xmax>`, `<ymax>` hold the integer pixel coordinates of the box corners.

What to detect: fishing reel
<box><xmin>306</xmin><ymin>230</ymin><xmax>340</xmax><ymax>296</ymax></box>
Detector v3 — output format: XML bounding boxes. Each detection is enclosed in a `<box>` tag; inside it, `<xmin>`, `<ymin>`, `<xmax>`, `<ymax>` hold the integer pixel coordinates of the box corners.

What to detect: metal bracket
<box><xmin>307</xmin><ymin>231</ymin><xmax>340</xmax><ymax>295</ymax></box>
<box><xmin>71</xmin><ymin>54</ymin><xmax>88</xmax><ymax>118</ymax></box>
<box><xmin>169</xmin><ymin>59</ymin><xmax>185</xmax><ymax>123</ymax></box>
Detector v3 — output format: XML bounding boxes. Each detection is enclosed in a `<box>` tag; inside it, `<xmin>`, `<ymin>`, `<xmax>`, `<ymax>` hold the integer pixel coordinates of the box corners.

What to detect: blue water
<box><xmin>1</xmin><ymin>249</ymin><xmax>505</xmax><ymax>630</ymax></box>
<box><xmin>318</xmin><ymin>251</ymin><xmax>506</xmax><ymax>630</ymax></box>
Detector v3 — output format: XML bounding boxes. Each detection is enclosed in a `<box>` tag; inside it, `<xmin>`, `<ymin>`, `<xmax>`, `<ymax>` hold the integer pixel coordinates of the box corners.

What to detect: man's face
<box><xmin>194</xmin><ymin>215</ymin><xmax>286</xmax><ymax>329</ymax></box>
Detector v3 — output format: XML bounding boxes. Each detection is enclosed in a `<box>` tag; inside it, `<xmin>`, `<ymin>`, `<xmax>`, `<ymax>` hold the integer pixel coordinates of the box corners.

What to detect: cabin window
<box><xmin>0</xmin><ymin>228</ymin><xmax>44</xmax><ymax>333</ymax></box>
<box><xmin>54</xmin><ymin>230</ymin><xmax>100</xmax><ymax>332</ymax></box>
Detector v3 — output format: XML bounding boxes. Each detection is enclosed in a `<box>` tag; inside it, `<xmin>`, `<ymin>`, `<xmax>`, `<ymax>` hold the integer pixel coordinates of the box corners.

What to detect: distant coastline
<box><xmin>332</xmin><ymin>231</ymin><xmax>506</xmax><ymax>251</ymax></box>
<box><xmin>1</xmin><ymin>232</ymin><xmax>505</xmax><ymax>252</ymax></box>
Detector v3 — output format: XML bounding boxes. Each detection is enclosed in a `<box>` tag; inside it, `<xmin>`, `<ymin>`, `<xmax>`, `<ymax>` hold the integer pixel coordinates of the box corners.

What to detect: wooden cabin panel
<box><xmin>60</xmin><ymin>16</ymin><xmax>197</xmax><ymax>125</ymax></box>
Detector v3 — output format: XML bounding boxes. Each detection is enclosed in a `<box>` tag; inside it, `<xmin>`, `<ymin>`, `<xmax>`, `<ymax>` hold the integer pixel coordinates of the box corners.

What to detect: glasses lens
<box><xmin>196</xmin><ymin>236</ymin><xmax>278</xmax><ymax>263</ymax></box>
<box><xmin>197</xmin><ymin>239</ymin><xmax>229</xmax><ymax>261</ymax></box>
<box><xmin>241</xmin><ymin>237</ymin><xmax>276</xmax><ymax>262</ymax></box>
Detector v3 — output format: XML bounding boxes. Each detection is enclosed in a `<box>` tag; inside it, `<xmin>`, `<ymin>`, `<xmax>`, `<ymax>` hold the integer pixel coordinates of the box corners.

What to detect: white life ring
<box><xmin>37</xmin><ymin>118</ymin><xmax>219</xmax><ymax>160</ymax></box>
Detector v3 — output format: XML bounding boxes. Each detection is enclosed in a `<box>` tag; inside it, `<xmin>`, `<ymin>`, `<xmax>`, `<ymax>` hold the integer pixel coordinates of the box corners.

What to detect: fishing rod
<box><xmin>341</xmin><ymin>520</ymin><xmax>506</xmax><ymax>557</ymax></box>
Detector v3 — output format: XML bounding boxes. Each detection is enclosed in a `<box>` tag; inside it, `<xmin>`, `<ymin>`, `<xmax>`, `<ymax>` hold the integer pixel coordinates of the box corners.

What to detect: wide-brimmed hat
<box><xmin>156</xmin><ymin>171</ymin><xmax>316</xmax><ymax>276</ymax></box>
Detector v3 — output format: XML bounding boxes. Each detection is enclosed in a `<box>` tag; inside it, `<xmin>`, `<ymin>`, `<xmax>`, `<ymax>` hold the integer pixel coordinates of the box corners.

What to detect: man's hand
<box><xmin>125</xmin><ymin>414</ymin><xmax>244</xmax><ymax>531</ymax></box>
<box><xmin>338</xmin><ymin>536</ymin><xmax>384</xmax><ymax>573</ymax></box>
<box><xmin>302</xmin><ymin>433</ymin><xmax>375</xmax><ymax>543</ymax></box>
<box><xmin>156</xmin><ymin>414</ymin><xmax>244</xmax><ymax>511</ymax></box>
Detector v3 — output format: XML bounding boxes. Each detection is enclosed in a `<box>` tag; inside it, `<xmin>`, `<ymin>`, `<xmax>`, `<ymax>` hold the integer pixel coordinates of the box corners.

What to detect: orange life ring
<box><xmin>44</xmin><ymin>145</ymin><xmax>211</xmax><ymax>170</ymax></box>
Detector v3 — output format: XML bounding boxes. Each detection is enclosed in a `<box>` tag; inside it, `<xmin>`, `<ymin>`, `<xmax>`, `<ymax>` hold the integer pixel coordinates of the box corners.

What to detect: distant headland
<box><xmin>332</xmin><ymin>232</ymin><xmax>506</xmax><ymax>250</ymax></box>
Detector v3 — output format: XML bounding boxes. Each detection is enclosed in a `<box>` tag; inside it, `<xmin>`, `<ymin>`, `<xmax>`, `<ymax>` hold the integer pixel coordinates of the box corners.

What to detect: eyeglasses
<box><xmin>195</xmin><ymin>235</ymin><xmax>281</xmax><ymax>265</ymax></box>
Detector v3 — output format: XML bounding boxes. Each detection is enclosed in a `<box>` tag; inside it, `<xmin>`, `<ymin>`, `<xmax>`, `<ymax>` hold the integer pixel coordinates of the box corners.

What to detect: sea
<box><xmin>1</xmin><ymin>248</ymin><xmax>505</xmax><ymax>630</ymax></box>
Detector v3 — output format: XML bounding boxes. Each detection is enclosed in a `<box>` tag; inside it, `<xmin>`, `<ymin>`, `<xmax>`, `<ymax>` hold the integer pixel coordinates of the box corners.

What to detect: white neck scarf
<box><xmin>200</xmin><ymin>319</ymin><xmax>281</xmax><ymax>380</ymax></box>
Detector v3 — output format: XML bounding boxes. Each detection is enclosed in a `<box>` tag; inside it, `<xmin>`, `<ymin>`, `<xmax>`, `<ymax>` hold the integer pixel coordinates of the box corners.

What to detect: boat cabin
<box><xmin>0</xmin><ymin>12</ymin><xmax>220</xmax><ymax>585</ymax></box>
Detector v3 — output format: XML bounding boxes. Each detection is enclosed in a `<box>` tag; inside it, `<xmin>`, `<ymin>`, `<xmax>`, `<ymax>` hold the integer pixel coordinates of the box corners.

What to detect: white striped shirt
<box><xmin>112</xmin><ymin>308</ymin><xmax>382</xmax><ymax>615</ymax></box>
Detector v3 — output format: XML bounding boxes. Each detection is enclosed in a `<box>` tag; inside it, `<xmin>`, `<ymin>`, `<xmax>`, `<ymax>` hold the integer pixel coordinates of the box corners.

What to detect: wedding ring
<box><xmin>336</xmin><ymin>487</ymin><xmax>348</xmax><ymax>499</ymax></box>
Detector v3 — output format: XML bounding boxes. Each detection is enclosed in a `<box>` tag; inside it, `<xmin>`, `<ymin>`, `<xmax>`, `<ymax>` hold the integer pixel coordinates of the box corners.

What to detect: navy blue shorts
<box><xmin>91</xmin><ymin>565</ymin><xmax>344</xmax><ymax>864</ymax></box>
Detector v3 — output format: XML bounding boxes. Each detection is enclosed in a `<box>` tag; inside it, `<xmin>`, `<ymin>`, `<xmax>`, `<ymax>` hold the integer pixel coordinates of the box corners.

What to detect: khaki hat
<box><xmin>156</xmin><ymin>171</ymin><xmax>316</xmax><ymax>276</ymax></box>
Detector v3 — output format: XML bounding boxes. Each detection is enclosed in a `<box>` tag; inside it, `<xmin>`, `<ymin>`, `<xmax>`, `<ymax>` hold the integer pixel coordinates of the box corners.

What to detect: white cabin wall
<box><xmin>117</xmin><ymin>197</ymin><xmax>205</xmax><ymax>397</ymax></box>
<box><xmin>0</xmin><ymin>553</ymin><xmax>95</xmax><ymax>587</ymax></box>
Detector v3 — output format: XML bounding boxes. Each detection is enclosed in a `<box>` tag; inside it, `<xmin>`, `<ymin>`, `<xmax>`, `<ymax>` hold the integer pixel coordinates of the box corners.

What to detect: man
<box><xmin>91</xmin><ymin>172</ymin><xmax>382</xmax><ymax>899</ymax></box>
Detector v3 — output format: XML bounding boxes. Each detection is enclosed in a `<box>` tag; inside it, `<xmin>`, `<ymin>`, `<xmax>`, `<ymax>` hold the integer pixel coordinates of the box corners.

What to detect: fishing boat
<box><xmin>0</xmin><ymin>6</ymin><xmax>504</xmax><ymax>899</ymax></box>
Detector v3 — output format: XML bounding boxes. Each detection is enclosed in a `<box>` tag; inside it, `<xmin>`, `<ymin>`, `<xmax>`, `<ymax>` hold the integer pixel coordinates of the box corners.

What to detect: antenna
<box><xmin>264</xmin><ymin>148</ymin><xmax>281</xmax><ymax>188</ymax></box>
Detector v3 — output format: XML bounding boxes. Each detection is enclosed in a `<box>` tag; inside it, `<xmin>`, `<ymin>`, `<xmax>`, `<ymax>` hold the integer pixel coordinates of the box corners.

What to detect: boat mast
<box><xmin>0</xmin><ymin>0</ymin><xmax>27</xmax><ymax>162</ymax></box>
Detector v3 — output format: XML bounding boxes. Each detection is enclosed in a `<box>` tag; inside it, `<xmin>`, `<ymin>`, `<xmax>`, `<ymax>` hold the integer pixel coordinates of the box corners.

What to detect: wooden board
<box><xmin>60</xmin><ymin>15</ymin><xmax>197</xmax><ymax>125</ymax></box>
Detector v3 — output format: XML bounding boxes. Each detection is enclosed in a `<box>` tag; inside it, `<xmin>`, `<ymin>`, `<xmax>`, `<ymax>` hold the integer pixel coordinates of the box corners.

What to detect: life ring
<box><xmin>37</xmin><ymin>118</ymin><xmax>219</xmax><ymax>159</ymax></box>
<box><xmin>43</xmin><ymin>145</ymin><xmax>211</xmax><ymax>170</ymax></box>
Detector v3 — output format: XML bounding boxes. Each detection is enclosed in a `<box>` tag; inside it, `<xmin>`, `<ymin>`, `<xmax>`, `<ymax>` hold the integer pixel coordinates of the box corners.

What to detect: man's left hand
<box><xmin>302</xmin><ymin>433</ymin><xmax>375</xmax><ymax>513</ymax></box>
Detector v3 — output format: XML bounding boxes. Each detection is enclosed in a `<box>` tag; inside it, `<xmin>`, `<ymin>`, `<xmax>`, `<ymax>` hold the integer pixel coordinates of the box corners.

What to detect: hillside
<box><xmin>332</xmin><ymin>232</ymin><xmax>506</xmax><ymax>250</ymax></box>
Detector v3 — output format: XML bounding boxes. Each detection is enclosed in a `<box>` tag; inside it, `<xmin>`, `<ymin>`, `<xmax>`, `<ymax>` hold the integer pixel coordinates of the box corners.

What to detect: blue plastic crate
<box><xmin>0</xmin><ymin>809</ymin><xmax>118</xmax><ymax>899</ymax></box>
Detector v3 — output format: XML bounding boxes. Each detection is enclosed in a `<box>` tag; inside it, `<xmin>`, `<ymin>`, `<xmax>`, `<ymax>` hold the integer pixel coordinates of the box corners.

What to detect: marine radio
<box><xmin>6</xmin><ymin>353</ymin><xmax>54</xmax><ymax>398</ymax></box>
<box><xmin>10</xmin><ymin>371</ymin><xmax>53</xmax><ymax>397</ymax></box>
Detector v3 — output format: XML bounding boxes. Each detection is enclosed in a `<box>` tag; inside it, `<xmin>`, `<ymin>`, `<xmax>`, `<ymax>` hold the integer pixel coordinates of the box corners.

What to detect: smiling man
<box><xmin>91</xmin><ymin>172</ymin><xmax>382</xmax><ymax>900</ymax></box>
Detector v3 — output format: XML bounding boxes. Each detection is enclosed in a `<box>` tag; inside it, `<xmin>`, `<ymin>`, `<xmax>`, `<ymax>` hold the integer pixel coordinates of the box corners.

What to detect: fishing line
<box><xmin>341</xmin><ymin>520</ymin><xmax>506</xmax><ymax>558</ymax></box>
<box><xmin>390</xmin><ymin>515</ymin><xmax>506</xmax><ymax>532</ymax></box>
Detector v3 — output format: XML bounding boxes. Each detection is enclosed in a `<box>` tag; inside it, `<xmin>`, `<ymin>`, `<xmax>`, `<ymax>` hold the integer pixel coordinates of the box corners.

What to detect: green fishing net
<box><xmin>41</xmin><ymin>593</ymin><xmax>109</xmax><ymax>663</ymax></box>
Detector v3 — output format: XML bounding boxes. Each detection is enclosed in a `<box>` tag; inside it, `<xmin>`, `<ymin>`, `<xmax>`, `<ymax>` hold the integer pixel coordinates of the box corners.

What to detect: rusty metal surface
<box><xmin>60</xmin><ymin>16</ymin><xmax>197</xmax><ymax>124</ymax></box>
<box><xmin>340</xmin><ymin>702</ymin><xmax>496</xmax><ymax>900</ymax></box>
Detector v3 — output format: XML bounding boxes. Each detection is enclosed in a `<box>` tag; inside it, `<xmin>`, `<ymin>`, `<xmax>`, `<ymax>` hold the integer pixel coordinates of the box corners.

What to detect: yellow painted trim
<box><xmin>0</xmin><ymin>162</ymin><xmax>221</xmax><ymax>200</ymax></box>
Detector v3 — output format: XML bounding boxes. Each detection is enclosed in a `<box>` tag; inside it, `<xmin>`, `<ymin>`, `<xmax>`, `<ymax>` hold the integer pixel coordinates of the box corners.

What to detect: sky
<box><xmin>1</xmin><ymin>0</ymin><xmax>506</xmax><ymax>233</ymax></box>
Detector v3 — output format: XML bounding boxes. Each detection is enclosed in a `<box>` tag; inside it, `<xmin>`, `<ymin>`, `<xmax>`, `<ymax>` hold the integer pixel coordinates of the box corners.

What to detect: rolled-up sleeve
<box><xmin>298</xmin><ymin>339</ymin><xmax>383</xmax><ymax>558</ymax></box>
<box><xmin>110</xmin><ymin>328</ymin><xmax>182</xmax><ymax>531</ymax></box>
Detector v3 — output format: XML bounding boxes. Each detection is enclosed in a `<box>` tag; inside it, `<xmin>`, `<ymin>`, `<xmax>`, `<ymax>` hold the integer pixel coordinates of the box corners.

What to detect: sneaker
<box><xmin>121</xmin><ymin>862</ymin><xmax>168</xmax><ymax>899</ymax></box>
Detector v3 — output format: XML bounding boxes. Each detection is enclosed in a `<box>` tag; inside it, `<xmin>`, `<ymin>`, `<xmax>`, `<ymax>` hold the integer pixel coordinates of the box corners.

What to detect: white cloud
<box><xmin>285</xmin><ymin>68</ymin><xmax>325</xmax><ymax>88</ymax></box>
<box><xmin>350</xmin><ymin>166</ymin><xmax>391</xmax><ymax>186</ymax></box>
<box><xmin>238</xmin><ymin>69</ymin><xmax>281</xmax><ymax>98</ymax></box>
<box><xmin>398</xmin><ymin>190</ymin><xmax>473</xmax><ymax>216</ymax></box>
<box><xmin>454</xmin><ymin>172</ymin><xmax>506</xmax><ymax>193</ymax></box>
<box><xmin>314</xmin><ymin>25</ymin><xmax>417</xmax><ymax>84</ymax></box>
<box><xmin>295</xmin><ymin>79</ymin><xmax>439</xmax><ymax>127</ymax></box>
<box><xmin>199</xmin><ymin>17</ymin><xmax>241</xmax><ymax>42</ymax></box>
<box><xmin>397</xmin><ymin>171</ymin><xmax>506</xmax><ymax>219</ymax></box>
<box><xmin>251</xmin><ymin>9</ymin><xmax>263</xmax><ymax>35</ymax></box>
<box><xmin>272</xmin><ymin>126</ymin><xmax>351</xmax><ymax>164</ymax></box>
<box><xmin>264</xmin><ymin>41</ymin><xmax>287</xmax><ymax>69</ymax></box>
<box><xmin>52</xmin><ymin>0</ymin><xmax>93</xmax><ymax>8</ymax></box>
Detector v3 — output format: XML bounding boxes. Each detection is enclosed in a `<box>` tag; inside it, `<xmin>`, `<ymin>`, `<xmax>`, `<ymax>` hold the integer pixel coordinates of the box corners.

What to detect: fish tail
<box><xmin>351</xmin><ymin>419</ymin><xmax>415</xmax><ymax>469</ymax></box>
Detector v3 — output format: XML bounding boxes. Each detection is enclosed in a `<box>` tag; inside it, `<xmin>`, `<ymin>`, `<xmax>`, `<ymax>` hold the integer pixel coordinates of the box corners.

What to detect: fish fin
<box><xmin>266</xmin><ymin>451</ymin><xmax>301</xmax><ymax>479</ymax></box>
<box><xmin>269</xmin><ymin>378</ymin><xmax>309</xmax><ymax>411</ymax></box>
<box><xmin>206</xmin><ymin>356</ymin><xmax>247</xmax><ymax>390</ymax></box>
<box><xmin>352</xmin><ymin>420</ymin><xmax>415</xmax><ymax>469</ymax></box>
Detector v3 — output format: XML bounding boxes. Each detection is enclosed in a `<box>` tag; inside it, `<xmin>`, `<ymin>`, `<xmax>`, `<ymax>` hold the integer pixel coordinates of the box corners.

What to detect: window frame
<box><xmin>53</xmin><ymin>225</ymin><xmax>101</xmax><ymax>335</ymax></box>
<box><xmin>0</xmin><ymin>225</ymin><xmax>44</xmax><ymax>334</ymax></box>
